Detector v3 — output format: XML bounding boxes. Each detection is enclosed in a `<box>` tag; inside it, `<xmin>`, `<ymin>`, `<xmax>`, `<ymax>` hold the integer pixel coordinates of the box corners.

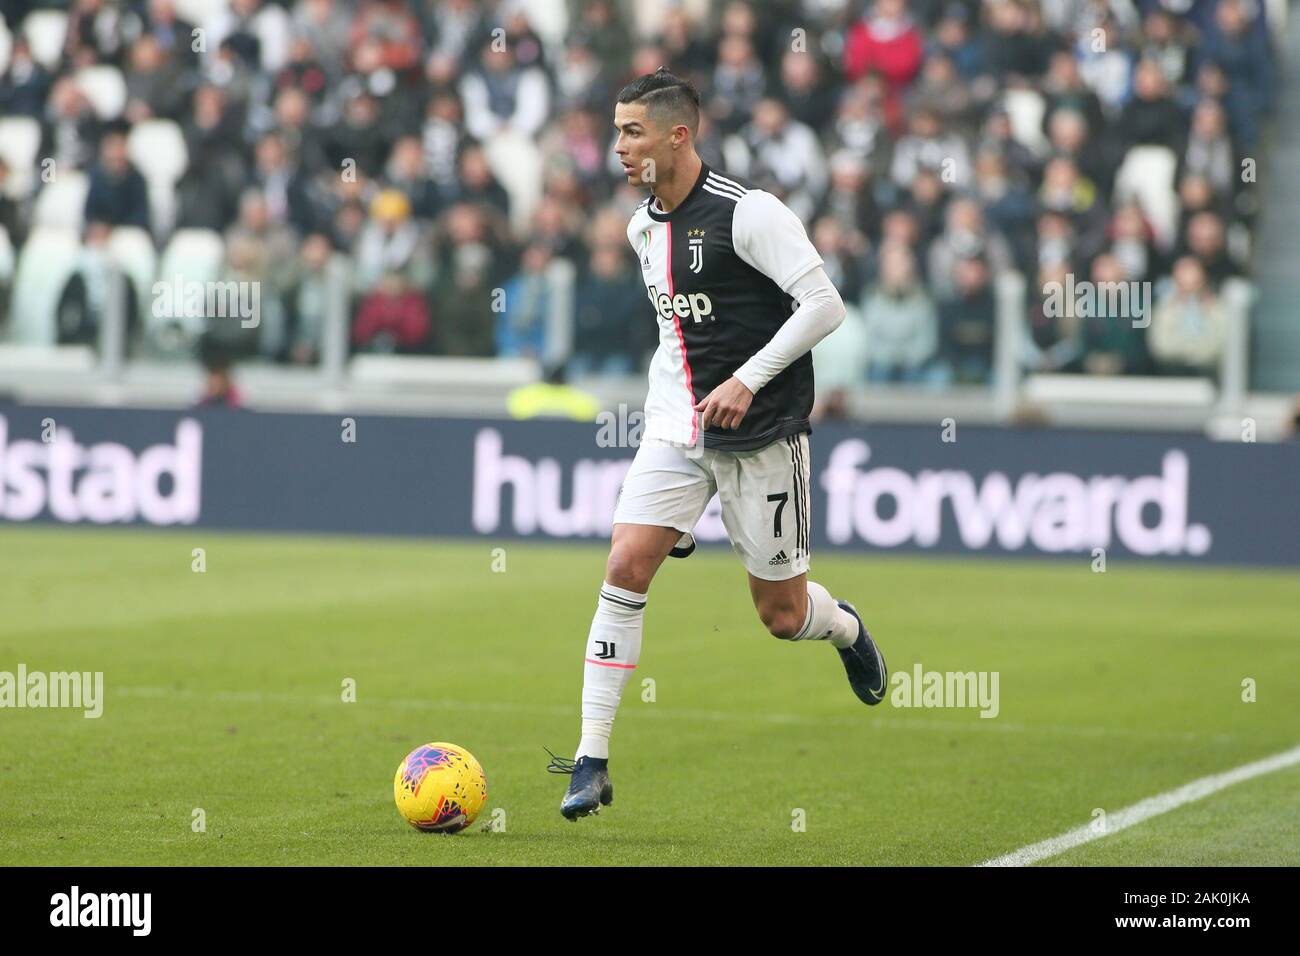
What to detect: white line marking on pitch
<box><xmin>978</xmin><ymin>743</ymin><xmax>1300</xmax><ymax>867</ymax></box>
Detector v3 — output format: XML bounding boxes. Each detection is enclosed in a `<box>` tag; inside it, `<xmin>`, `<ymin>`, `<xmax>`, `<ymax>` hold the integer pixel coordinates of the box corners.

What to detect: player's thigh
<box><xmin>608</xmin><ymin>441</ymin><xmax>714</xmax><ymax>590</ymax></box>
<box><xmin>714</xmin><ymin>433</ymin><xmax>811</xmax><ymax>582</ymax></box>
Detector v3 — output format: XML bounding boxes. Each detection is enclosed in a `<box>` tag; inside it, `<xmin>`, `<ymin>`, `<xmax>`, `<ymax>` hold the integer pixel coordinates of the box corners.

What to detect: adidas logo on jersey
<box><xmin>769</xmin><ymin>550</ymin><xmax>791</xmax><ymax>566</ymax></box>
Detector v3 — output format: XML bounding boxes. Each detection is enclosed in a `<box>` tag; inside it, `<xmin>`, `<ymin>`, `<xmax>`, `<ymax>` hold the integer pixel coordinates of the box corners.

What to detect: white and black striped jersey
<box><xmin>626</xmin><ymin>162</ymin><xmax>823</xmax><ymax>452</ymax></box>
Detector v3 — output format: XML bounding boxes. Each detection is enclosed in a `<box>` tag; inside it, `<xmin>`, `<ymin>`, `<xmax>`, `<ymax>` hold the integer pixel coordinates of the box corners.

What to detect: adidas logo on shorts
<box><xmin>769</xmin><ymin>550</ymin><xmax>791</xmax><ymax>566</ymax></box>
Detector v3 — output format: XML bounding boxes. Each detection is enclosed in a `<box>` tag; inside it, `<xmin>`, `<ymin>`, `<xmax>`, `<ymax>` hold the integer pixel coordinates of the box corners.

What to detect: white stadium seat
<box><xmin>107</xmin><ymin>226</ymin><xmax>158</xmax><ymax>326</ymax></box>
<box><xmin>483</xmin><ymin>129</ymin><xmax>543</xmax><ymax>234</ymax></box>
<box><xmin>1002</xmin><ymin>89</ymin><xmax>1049</xmax><ymax>157</ymax></box>
<box><xmin>175</xmin><ymin>0</ymin><xmax>230</xmax><ymax>26</ymax></box>
<box><xmin>75</xmin><ymin>65</ymin><xmax>129</xmax><ymax>121</ymax></box>
<box><xmin>0</xmin><ymin>225</ymin><xmax>13</xmax><ymax>284</ymax></box>
<box><xmin>0</xmin><ymin>17</ymin><xmax>13</xmax><ymax>75</ymax></box>
<box><xmin>21</xmin><ymin>9</ymin><xmax>67</xmax><ymax>70</ymax></box>
<box><xmin>150</xmin><ymin>228</ymin><xmax>225</xmax><ymax>346</ymax></box>
<box><xmin>0</xmin><ymin>116</ymin><xmax>42</xmax><ymax>199</ymax></box>
<box><xmin>7</xmin><ymin>227</ymin><xmax>82</xmax><ymax>345</ymax></box>
<box><xmin>127</xmin><ymin>119</ymin><xmax>189</xmax><ymax>237</ymax></box>
<box><xmin>32</xmin><ymin>169</ymin><xmax>89</xmax><ymax>232</ymax></box>
<box><xmin>1114</xmin><ymin>145</ymin><xmax>1179</xmax><ymax>251</ymax></box>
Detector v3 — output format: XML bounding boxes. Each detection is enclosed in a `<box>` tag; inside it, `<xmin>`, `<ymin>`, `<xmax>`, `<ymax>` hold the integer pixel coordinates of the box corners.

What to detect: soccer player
<box><xmin>551</xmin><ymin>69</ymin><xmax>887</xmax><ymax>820</ymax></box>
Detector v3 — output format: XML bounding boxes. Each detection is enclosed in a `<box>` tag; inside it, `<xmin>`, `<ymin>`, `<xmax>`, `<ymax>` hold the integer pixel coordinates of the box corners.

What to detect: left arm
<box><xmin>695</xmin><ymin>265</ymin><xmax>846</xmax><ymax>429</ymax></box>
<box><xmin>694</xmin><ymin>190</ymin><xmax>847</xmax><ymax>430</ymax></box>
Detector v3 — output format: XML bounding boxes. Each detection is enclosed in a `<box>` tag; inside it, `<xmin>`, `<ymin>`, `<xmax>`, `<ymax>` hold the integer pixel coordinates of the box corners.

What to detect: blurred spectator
<box><xmin>1024</xmin><ymin>261</ymin><xmax>1082</xmax><ymax>372</ymax></box>
<box><xmin>1148</xmin><ymin>256</ymin><xmax>1227</xmax><ymax>374</ymax></box>
<box><xmin>349</xmin><ymin>0</ymin><xmax>423</xmax><ymax>75</ymax></box>
<box><xmin>1178</xmin><ymin>98</ymin><xmax>1237</xmax><ymax>199</ymax></box>
<box><xmin>1139</xmin><ymin>8</ymin><xmax>1194</xmax><ymax>90</ymax></box>
<box><xmin>195</xmin><ymin>334</ymin><xmax>245</xmax><ymax>408</ymax></box>
<box><xmin>931</xmin><ymin>5</ymin><xmax>987</xmax><ymax>82</ymax></box>
<box><xmin>441</xmin><ymin>142</ymin><xmax>510</xmax><ymax>218</ymax></box>
<box><xmin>907</xmin><ymin>51</ymin><xmax>980</xmax><ymax>143</ymax></box>
<box><xmin>384</xmin><ymin>136</ymin><xmax>439</xmax><ymax>219</ymax></box>
<box><xmin>280</xmin><ymin>232</ymin><xmax>350</xmax><ymax>366</ymax></box>
<box><xmin>84</xmin><ymin>126</ymin><xmax>151</xmax><ymax>230</ymax></box>
<box><xmin>1037</xmin><ymin>157</ymin><xmax>1108</xmax><ymax>261</ymax></box>
<box><xmin>355</xmin><ymin>189</ymin><xmax>435</xmax><ymax>293</ymax></box>
<box><xmin>1041</xmin><ymin>47</ymin><xmax>1107</xmax><ymax>138</ymax></box>
<box><xmin>928</xmin><ymin>196</ymin><xmax>1013</xmax><ymax>301</ymax></box>
<box><xmin>1076</xmin><ymin>16</ymin><xmax>1134</xmax><ymax>115</ymax></box>
<box><xmin>1106</xmin><ymin>202</ymin><xmax>1165</xmax><ymax>283</ymax></box>
<box><xmin>813</xmin><ymin>215</ymin><xmax>870</xmax><ymax>306</ymax></box>
<box><xmin>498</xmin><ymin>243</ymin><xmax>573</xmax><ymax>366</ymax></box>
<box><xmin>729</xmin><ymin>98</ymin><xmax>827</xmax><ymax>220</ymax></box>
<box><xmin>0</xmin><ymin>39</ymin><xmax>53</xmax><ymax>118</ymax></box>
<box><xmin>56</xmin><ymin>222</ymin><xmax>138</xmax><ymax>347</ymax></box>
<box><xmin>982</xmin><ymin>0</ymin><xmax>1052</xmax><ymax>83</ymax></box>
<box><xmin>1115</xmin><ymin>59</ymin><xmax>1187</xmax><ymax>155</ymax></box>
<box><xmin>1045</xmin><ymin>107</ymin><xmax>1116</xmax><ymax>199</ymax></box>
<box><xmin>890</xmin><ymin>107</ymin><xmax>970</xmax><ymax>191</ymax></box>
<box><xmin>142</xmin><ymin>0</ymin><xmax>198</xmax><ymax>67</ymax></box>
<box><xmin>460</xmin><ymin>35</ymin><xmax>550</xmax><ymax>142</ymax></box>
<box><xmin>1198</xmin><ymin>0</ymin><xmax>1273</xmax><ymax>148</ymax></box>
<box><xmin>830</xmin><ymin>75</ymin><xmax>890</xmax><ymax>167</ymax></box>
<box><xmin>817</xmin><ymin>150</ymin><xmax>879</xmax><ymax>257</ymax></box>
<box><xmin>352</xmin><ymin>271</ymin><xmax>431</xmax><ymax>354</ymax></box>
<box><xmin>1074</xmin><ymin>252</ymin><xmax>1153</xmax><ymax>375</ymax></box>
<box><xmin>226</xmin><ymin>189</ymin><xmax>298</xmax><ymax>299</ymax></box>
<box><xmin>42</xmin><ymin>77</ymin><xmax>102</xmax><ymax>171</ymax></box>
<box><xmin>292</xmin><ymin>0</ymin><xmax>352</xmax><ymax>77</ymax></box>
<box><xmin>709</xmin><ymin>32</ymin><xmax>766</xmax><ymax>136</ymax></box>
<box><xmin>862</xmin><ymin>242</ymin><xmax>939</xmax><ymax>383</ymax></box>
<box><xmin>974</xmin><ymin>149</ymin><xmax>1035</xmax><ymax>267</ymax></box>
<box><xmin>843</xmin><ymin>0</ymin><xmax>925</xmax><ymax>129</ymax></box>
<box><xmin>936</xmin><ymin>255</ymin><xmax>997</xmax><ymax>384</ymax></box>
<box><xmin>570</xmin><ymin>242</ymin><xmax>649</xmax><ymax>376</ymax></box>
<box><xmin>124</xmin><ymin>33</ymin><xmax>189</xmax><ymax>123</ymax></box>
<box><xmin>778</xmin><ymin>48</ymin><xmax>835</xmax><ymax>134</ymax></box>
<box><xmin>1175</xmin><ymin>210</ymin><xmax>1244</xmax><ymax>285</ymax></box>
<box><xmin>432</xmin><ymin>237</ymin><xmax>496</xmax><ymax>357</ymax></box>
<box><xmin>66</xmin><ymin>0</ymin><xmax>138</xmax><ymax>69</ymax></box>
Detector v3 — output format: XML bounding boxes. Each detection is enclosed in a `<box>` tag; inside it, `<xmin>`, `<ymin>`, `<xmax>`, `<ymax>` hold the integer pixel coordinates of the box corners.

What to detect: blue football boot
<box><xmin>547</xmin><ymin>749</ymin><xmax>613</xmax><ymax>820</ymax></box>
<box><xmin>835</xmin><ymin>601</ymin><xmax>887</xmax><ymax>705</ymax></box>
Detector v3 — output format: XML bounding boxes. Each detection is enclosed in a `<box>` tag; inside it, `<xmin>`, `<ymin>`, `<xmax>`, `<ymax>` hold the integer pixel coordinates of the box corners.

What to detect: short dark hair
<box><xmin>616</xmin><ymin>67</ymin><xmax>700</xmax><ymax>137</ymax></box>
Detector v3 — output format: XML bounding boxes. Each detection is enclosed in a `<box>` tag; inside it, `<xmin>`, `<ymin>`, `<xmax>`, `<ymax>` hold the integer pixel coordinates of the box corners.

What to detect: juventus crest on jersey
<box><xmin>626</xmin><ymin>163</ymin><xmax>824</xmax><ymax>452</ymax></box>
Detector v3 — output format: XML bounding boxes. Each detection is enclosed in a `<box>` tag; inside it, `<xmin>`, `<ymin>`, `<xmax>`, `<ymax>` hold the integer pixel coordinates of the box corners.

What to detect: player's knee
<box><xmin>604</xmin><ymin>548</ymin><xmax>653</xmax><ymax>593</ymax></box>
<box><xmin>760</xmin><ymin>605</ymin><xmax>804</xmax><ymax>640</ymax></box>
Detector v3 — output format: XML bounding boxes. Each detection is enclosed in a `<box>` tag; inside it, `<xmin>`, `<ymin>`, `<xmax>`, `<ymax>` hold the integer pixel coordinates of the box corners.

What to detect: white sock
<box><xmin>794</xmin><ymin>581</ymin><xmax>859</xmax><ymax>648</ymax></box>
<box><xmin>576</xmin><ymin>581</ymin><xmax>647</xmax><ymax>760</ymax></box>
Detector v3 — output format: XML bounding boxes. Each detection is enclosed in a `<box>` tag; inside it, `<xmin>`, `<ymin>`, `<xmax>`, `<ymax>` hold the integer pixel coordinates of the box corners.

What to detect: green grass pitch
<box><xmin>1</xmin><ymin>526</ymin><xmax>1297</xmax><ymax>866</ymax></box>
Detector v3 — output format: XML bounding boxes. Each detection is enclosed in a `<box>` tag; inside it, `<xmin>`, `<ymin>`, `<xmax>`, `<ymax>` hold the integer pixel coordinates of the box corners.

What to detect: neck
<box><xmin>651</xmin><ymin>152</ymin><xmax>703</xmax><ymax>213</ymax></box>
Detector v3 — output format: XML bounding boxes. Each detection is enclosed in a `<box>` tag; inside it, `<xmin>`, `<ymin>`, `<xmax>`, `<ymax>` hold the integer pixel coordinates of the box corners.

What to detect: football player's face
<box><xmin>613</xmin><ymin>102</ymin><xmax>667</xmax><ymax>188</ymax></box>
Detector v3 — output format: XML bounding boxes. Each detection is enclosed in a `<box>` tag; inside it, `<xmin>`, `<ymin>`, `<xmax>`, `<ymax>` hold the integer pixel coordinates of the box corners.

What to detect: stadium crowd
<box><xmin>0</xmin><ymin>0</ymin><xmax>1277</xmax><ymax>393</ymax></box>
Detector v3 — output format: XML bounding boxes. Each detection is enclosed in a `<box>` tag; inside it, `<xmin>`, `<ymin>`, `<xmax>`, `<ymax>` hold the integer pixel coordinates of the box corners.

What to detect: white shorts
<box><xmin>612</xmin><ymin>434</ymin><xmax>813</xmax><ymax>581</ymax></box>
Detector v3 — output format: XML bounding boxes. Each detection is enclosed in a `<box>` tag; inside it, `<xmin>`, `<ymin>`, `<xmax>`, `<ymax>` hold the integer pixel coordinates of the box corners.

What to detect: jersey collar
<box><xmin>646</xmin><ymin>160</ymin><xmax>710</xmax><ymax>223</ymax></box>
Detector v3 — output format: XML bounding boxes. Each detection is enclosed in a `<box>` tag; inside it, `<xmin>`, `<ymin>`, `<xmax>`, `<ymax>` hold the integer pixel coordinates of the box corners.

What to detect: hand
<box><xmin>694</xmin><ymin>376</ymin><xmax>754</xmax><ymax>431</ymax></box>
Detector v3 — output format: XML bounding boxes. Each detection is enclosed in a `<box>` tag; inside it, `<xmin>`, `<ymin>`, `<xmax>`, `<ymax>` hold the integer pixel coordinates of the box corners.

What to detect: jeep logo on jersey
<box><xmin>646</xmin><ymin>285</ymin><xmax>714</xmax><ymax>323</ymax></box>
